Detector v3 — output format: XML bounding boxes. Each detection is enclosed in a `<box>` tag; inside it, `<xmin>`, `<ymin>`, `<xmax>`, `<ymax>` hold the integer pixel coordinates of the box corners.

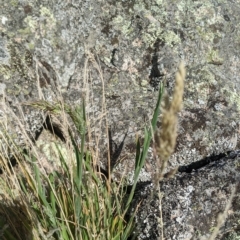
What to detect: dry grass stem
<box><xmin>155</xmin><ymin>62</ymin><xmax>185</xmax><ymax>176</ymax></box>
<box><xmin>204</xmin><ymin>185</ymin><xmax>236</xmax><ymax>240</ymax></box>
<box><xmin>154</xmin><ymin>62</ymin><xmax>185</xmax><ymax>240</ymax></box>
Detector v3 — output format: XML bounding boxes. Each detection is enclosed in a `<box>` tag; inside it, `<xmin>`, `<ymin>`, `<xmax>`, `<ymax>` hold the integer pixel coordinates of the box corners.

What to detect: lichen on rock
<box><xmin>1</xmin><ymin>0</ymin><xmax>240</xmax><ymax>239</ymax></box>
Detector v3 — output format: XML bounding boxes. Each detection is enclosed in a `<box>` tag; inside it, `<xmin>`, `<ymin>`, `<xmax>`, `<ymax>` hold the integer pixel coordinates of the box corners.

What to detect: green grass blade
<box><xmin>151</xmin><ymin>82</ymin><xmax>164</xmax><ymax>132</ymax></box>
<box><xmin>126</xmin><ymin>82</ymin><xmax>164</xmax><ymax>210</ymax></box>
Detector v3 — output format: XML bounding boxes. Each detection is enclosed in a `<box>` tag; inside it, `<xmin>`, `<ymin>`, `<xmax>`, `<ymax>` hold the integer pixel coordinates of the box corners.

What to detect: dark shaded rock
<box><xmin>131</xmin><ymin>153</ymin><xmax>240</xmax><ymax>239</ymax></box>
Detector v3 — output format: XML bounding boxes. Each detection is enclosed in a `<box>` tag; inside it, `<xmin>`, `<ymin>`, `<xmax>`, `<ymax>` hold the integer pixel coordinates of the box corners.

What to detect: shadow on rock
<box><xmin>0</xmin><ymin>199</ymin><xmax>33</xmax><ymax>240</ymax></box>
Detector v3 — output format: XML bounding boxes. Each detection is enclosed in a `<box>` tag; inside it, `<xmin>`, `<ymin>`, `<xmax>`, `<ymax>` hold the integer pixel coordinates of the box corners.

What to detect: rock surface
<box><xmin>1</xmin><ymin>0</ymin><xmax>240</xmax><ymax>239</ymax></box>
<box><xmin>130</xmin><ymin>151</ymin><xmax>240</xmax><ymax>239</ymax></box>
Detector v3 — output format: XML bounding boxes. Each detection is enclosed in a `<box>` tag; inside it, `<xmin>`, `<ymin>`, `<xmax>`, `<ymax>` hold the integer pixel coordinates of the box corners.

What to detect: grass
<box><xmin>0</xmin><ymin>102</ymin><xmax>134</xmax><ymax>239</ymax></box>
<box><xmin>1</xmin><ymin>61</ymin><xmax>231</xmax><ymax>240</ymax></box>
<box><xmin>0</xmin><ymin>57</ymin><xmax>165</xmax><ymax>239</ymax></box>
<box><xmin>0</xmin><ymin>91</ymin><xmax>163</xmax><ymax>239</ymax></box>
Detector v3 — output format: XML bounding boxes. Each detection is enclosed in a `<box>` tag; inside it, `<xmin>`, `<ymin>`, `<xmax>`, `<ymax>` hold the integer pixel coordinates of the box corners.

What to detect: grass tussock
<box><xmin>0</xmin><ymin>100</ymin><xmax>136</xmax><ymax>240</ymax></box>
<box><xmin>0</xmin><ymin>60</ymin><xmax>231</xmax><ymax>240</ymax></box>
<box><xmin>0</xmin><ymin>51</ymin><xmax>165</xmax><ymax>240</ymax></box>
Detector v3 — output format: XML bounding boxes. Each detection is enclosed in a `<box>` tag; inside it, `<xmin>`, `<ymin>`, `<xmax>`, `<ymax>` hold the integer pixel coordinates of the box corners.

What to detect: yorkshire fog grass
<box><xmin>0</xmin><ymin>61</ymin><xmax>233</xmax><ymax>240</ymax></box>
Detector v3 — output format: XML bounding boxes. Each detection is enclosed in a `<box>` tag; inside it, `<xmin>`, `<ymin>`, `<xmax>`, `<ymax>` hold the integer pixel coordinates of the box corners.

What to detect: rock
<box><xmin>1</xmin><ymin>0</ymin><xmax>240</xmax><ymax>239</ymax></box>
<box><xmin>131</xmin><ymin>152</ymin><xmax>240</xmax><ymax>239</ymax></box>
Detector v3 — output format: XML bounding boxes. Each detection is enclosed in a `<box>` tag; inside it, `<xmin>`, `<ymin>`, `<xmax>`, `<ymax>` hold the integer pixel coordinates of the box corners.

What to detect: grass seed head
<box><xmin>156</xmin><ymin>62</ymin><xmax>185</xmax><ymax>162</ymax></box>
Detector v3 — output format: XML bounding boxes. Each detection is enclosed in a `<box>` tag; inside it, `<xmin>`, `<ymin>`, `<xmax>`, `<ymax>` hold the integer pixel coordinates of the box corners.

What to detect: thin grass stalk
<box><xmin>154</xmin><ymin>62</ymin><xmax>186</xmax><ymax>239</ymax></box>
<box><xmin>206</xmin><ymin>186</ymin><xmax>236</xmax><ymax>240</ymax></box>
<box><xmin>125</xmin><ymin>82</ymin><xmax>164</xmax><ymax>210</ymax></box>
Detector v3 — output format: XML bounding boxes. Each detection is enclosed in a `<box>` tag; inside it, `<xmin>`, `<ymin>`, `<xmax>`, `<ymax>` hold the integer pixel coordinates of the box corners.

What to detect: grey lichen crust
<box><xmin>1</xmin><ymin>0</ymin><xmax>240</xmax><ymax>175</ymax></box>
<box><xmin>132</xmin><ymin>155</ymin><xmax>240</xmax><ymax>240</ymax></box>
<box><xmin>0</xmin><ymin>33</ymin><xmax>59</xmax><ymax>151</ymax></box>
<box><xmin>1</xmin><ymin>0</ymin><xmax>240</xmax><ymax>239</ymax></box>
